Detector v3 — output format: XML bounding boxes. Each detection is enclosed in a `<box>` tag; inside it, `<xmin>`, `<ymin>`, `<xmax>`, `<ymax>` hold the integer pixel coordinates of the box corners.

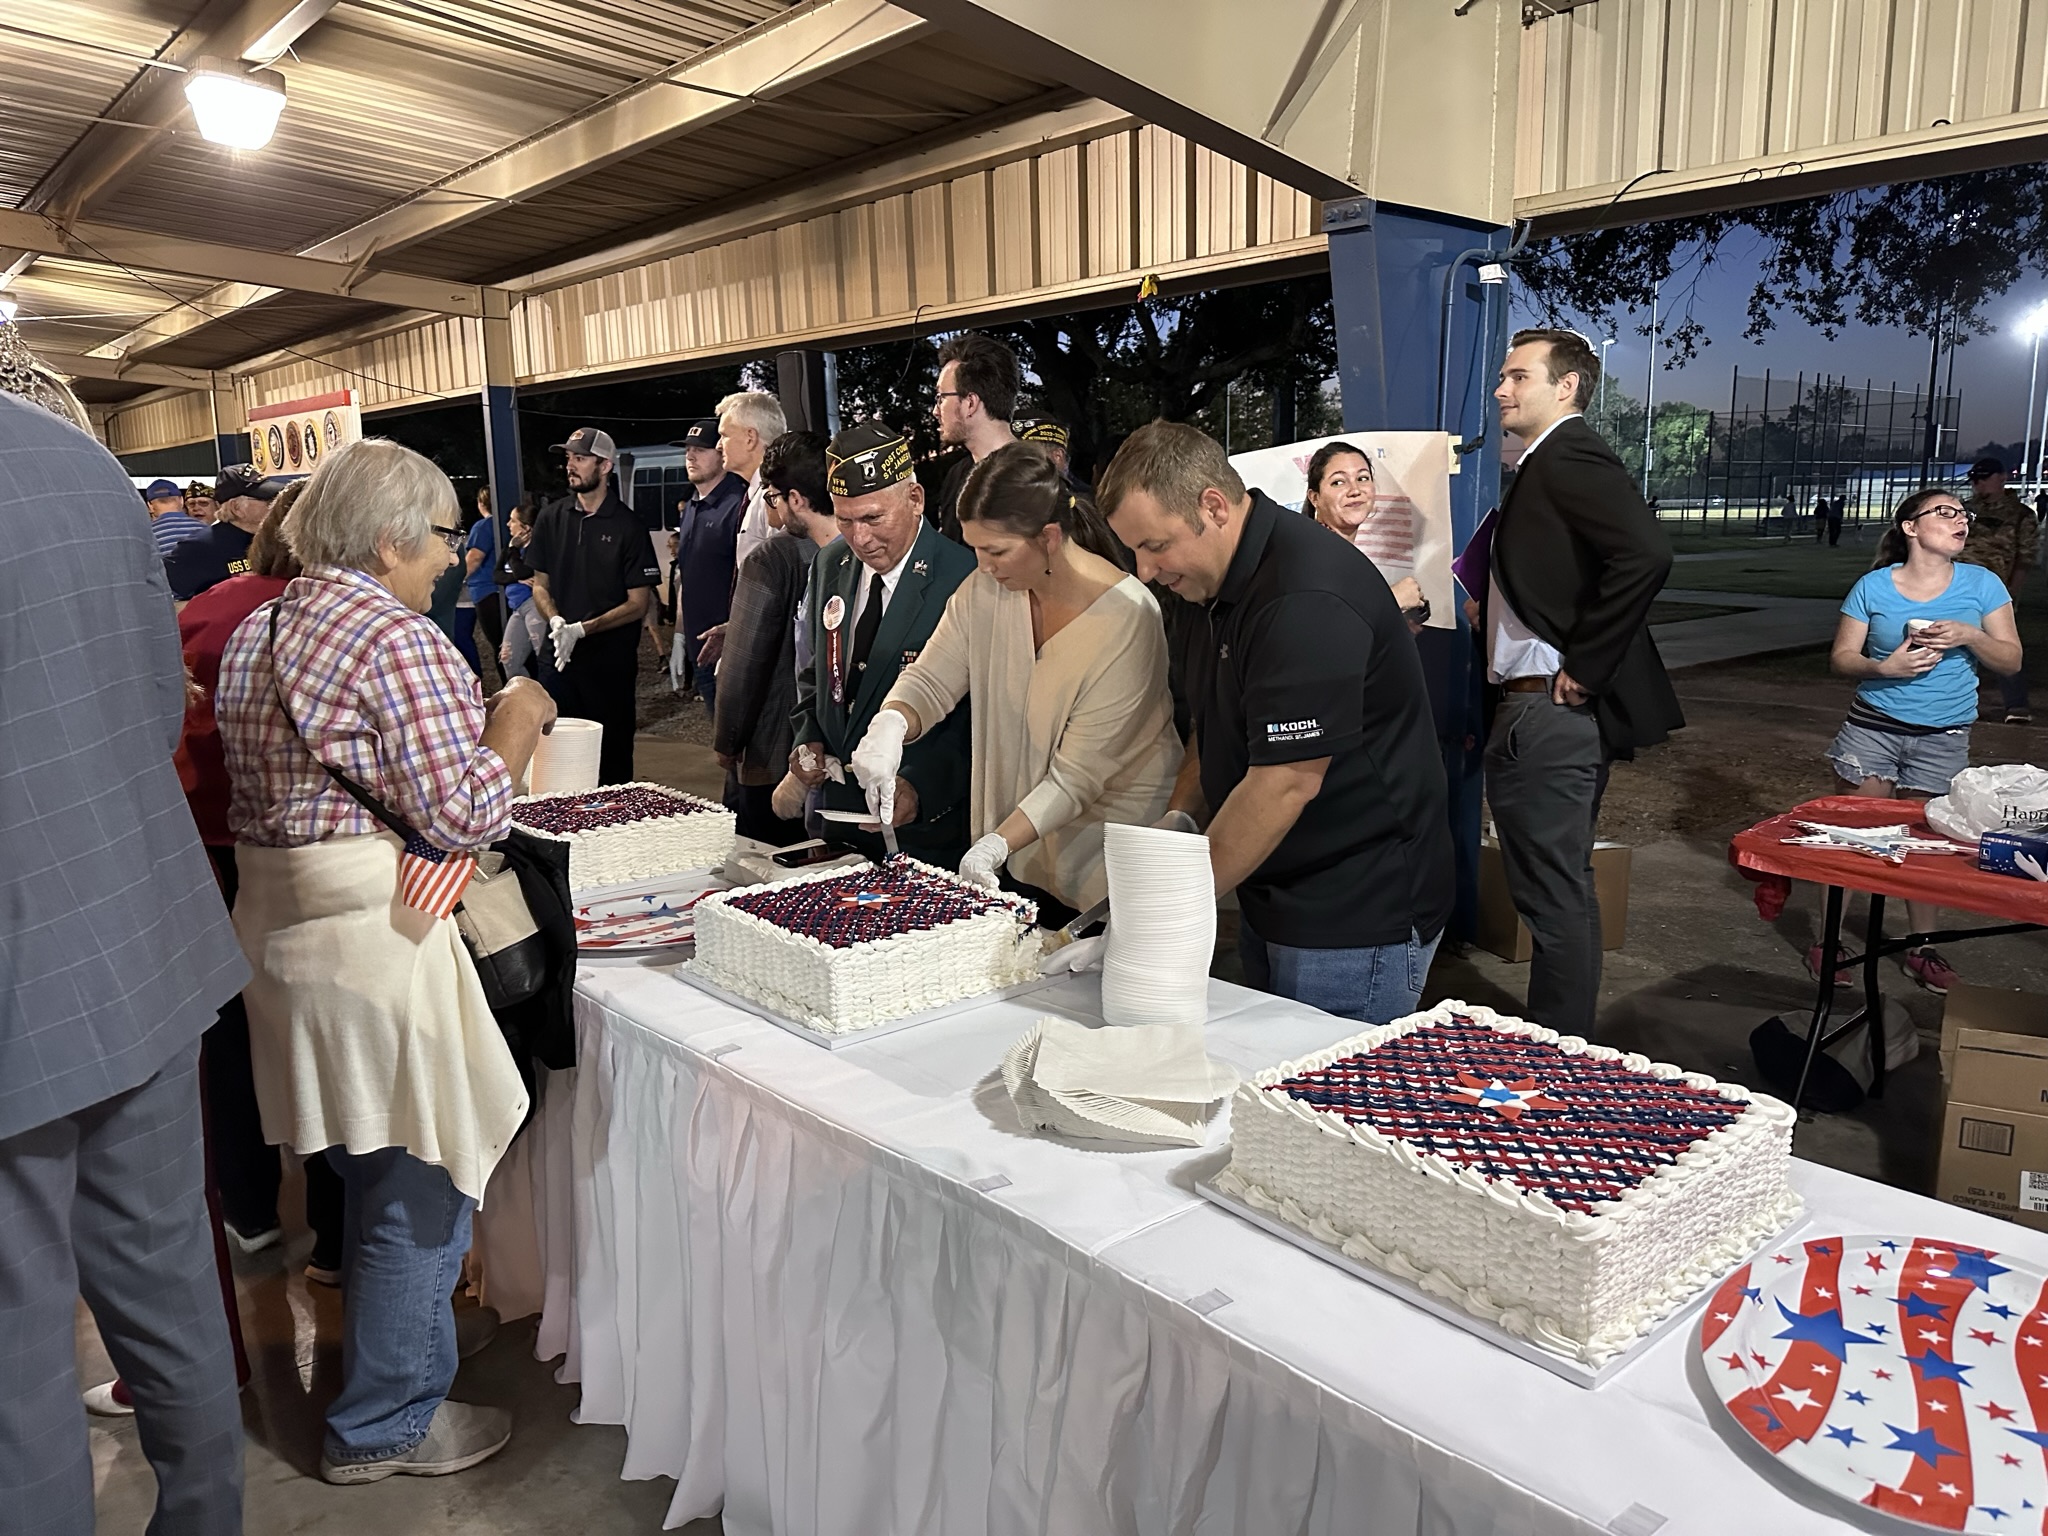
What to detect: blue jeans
<box><xmin>1239</xmin><ymin>920</ymin><xmax>1442</xmax><ymax>1024</ymax></box>
<box><xmin>324</xmin><ymin>1147</ymin><xmax>474</xmax><ymax>1465</ymax></box>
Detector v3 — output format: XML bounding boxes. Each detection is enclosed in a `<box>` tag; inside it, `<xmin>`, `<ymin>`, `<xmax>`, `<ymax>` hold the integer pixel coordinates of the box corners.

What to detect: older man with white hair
<box><xmin>789</xmin><ymin>419</ymin><xmax>976</xmax><ymax>868</ymax></box>
<box><xmin>217</xmin><ymin>437</ymin><xmax>556</xmax><ymax>1487</ymax></box>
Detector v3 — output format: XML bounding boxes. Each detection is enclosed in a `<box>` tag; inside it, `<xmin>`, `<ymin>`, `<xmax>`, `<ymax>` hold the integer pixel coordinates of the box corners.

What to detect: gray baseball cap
<box><xmin>551</xmin><ymin>426</ymin><xmax>617</xmax><ymax>461</ymax></box>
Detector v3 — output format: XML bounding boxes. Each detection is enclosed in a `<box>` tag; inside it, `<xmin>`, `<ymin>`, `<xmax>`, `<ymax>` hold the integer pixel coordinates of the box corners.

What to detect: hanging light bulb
<box><xmin>183</xmin><ymin>59</ymin><xmax>288</xmax><ymax>150</ymax></box>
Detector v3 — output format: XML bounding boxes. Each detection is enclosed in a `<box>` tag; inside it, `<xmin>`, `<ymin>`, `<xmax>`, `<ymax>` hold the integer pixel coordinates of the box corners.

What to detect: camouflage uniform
<box><xmin>1959</xmin><ymin>487</ymin><xmax>2039</xmax><ymax>591</ymax></box>
<box><xmin>1959</xmin><ymin>486</ymin><xmax>2037</xmax><ymax>717</ymax></box>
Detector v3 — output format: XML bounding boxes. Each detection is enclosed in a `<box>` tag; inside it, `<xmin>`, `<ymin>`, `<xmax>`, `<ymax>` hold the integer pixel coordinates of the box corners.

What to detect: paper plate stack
<box><xmin>1004</xmin><ymin>823</ymin><xmax>1235</xmax><ymax>1147</ymax></box>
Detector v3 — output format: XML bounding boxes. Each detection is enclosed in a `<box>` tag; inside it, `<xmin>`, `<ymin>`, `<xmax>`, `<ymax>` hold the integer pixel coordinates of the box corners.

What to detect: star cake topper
<box><xmin>1446</xmin><ymin>1072</ymin><xmax>1566</xmax><ymax>1121</ymax></box>
<box><xmin>839</xmin><ymin>889</ymin><xmax>904</xmax><ymax>908</ymax></box>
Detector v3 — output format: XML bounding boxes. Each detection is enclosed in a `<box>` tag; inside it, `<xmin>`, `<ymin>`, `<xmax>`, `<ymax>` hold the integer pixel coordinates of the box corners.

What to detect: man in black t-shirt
<box><xmin>1100</xmin><ymin>420</ymin><xmax>1452</xmax><ymax>1024</ymax></box>
<box><xmin>526</xmin><ymin>426</ymin><xmax>661</xmax><ymax>784</ymax></box>
<box><xmin>925</xmin><ymin>332</ymin><xmax>1018</xmax><ymax>541</ymax></box>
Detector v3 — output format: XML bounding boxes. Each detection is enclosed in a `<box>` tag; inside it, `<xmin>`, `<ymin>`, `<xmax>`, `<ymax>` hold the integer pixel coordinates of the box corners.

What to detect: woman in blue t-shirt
<box><xmin>1824</xmin><ymin>486</ymin><xmax>2023</xmax><ymax>992</ymax></box>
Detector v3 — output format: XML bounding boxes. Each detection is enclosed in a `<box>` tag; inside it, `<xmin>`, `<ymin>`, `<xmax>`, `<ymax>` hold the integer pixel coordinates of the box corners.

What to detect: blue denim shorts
<box><xmin>1827</xmin><ymin>719</ymin><xmax>1970</xmax><ymax>796</ymax></box>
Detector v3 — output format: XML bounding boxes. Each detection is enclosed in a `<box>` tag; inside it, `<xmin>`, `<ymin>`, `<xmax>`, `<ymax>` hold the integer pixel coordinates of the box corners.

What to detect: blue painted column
<box><xmin>1324</xmin><ymin>197</ymin><xmax>1511</xmax><ymax>941</ymax></box>
<box><xmin>209</xmin><ymin>375</ymin><xmax>250</xmax><ymax>469</ymax></box>
<box><xmin>478</xmin><ymin>288</ymin><xmax>523</xmax><ymax>575</ymax></box>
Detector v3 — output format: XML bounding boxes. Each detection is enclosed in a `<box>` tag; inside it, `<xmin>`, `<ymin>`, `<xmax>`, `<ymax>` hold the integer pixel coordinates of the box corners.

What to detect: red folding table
<box><xmin>1728</xmin><ymin>794</ymin><xmax>2048</xmax><ymax>1112</ymax></box>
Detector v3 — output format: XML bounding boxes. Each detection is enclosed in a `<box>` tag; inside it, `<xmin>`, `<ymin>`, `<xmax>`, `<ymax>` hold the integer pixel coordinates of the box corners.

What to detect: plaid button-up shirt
<box><xmin>217</xmin><ymin>564</ymin><xmax>513</xmax><ymax>850</ymax></box>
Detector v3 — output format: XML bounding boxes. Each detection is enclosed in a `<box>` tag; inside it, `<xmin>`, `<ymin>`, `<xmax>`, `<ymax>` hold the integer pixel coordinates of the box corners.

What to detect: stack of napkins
<box><xmin>1002</xmin><ymin>1016</ymin><xmax>1238</xmax><ymax>1147</ymax></box>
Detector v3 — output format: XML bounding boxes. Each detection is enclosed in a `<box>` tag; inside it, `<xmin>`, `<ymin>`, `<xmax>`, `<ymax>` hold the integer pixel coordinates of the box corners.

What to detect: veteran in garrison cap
<box><xmin>786</xmin><ymin>419</ymin><xmax>977</xmax><ymax>866</ymax></box>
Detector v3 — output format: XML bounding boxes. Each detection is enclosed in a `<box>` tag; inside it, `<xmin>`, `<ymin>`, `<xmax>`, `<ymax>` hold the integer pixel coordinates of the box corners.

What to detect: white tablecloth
<box><xmin>509</xmin><ymin>955</ymin><xmax>2048</xmax><ymax>1535</ymax></box>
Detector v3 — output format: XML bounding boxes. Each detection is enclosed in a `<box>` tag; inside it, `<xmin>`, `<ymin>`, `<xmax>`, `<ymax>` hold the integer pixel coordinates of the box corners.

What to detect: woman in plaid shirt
<box><xmin>217</xmin><ymin>439</ymin><xmax>555</xmax><ymax>1487</ymax></box>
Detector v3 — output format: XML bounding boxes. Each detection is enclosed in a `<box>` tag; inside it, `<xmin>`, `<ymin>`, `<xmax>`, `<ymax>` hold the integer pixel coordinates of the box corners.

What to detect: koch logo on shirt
<box><xmin>1265</xmin><ymin>718</ymin><xmax>1322</xmax><ymax>744</ymax></box>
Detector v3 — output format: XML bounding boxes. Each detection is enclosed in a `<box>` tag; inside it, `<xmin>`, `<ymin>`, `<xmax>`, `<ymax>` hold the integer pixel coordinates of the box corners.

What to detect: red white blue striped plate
<box><xmin>573</xmin><ymin>886</ymin><xmax>714</xmax><ymax>952</ymax></box>
<box><xmin>1701</xmin><ymin>1232</ymin><xmax>2048</xmax><ymax>1532</ymax></box>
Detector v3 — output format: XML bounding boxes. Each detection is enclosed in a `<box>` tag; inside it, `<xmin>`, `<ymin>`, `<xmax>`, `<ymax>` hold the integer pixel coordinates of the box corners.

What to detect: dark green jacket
<box><xmin>790</xmin><ymin>521</ymin><xmax>975</xmax><ymax>866</ymax></box>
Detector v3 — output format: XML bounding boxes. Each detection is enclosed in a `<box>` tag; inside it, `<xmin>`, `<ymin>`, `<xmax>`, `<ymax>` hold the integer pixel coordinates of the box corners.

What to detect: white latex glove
<box><xmin>552</xmin><ymin>617</ymin><xmax>586</xmax><ymax>671</ymax></box>
<box><xmin>1154</xmin><ymin>809</ymin><xmax>1200</xmax><ymax>835</ymax></box>
<box><xmin>958</xmin><ymin>832</ymin><xmax>1009</xmax><ymax>890</ymax></box>
<box><xmin>2017</xmin><ymin>851</ymin><xmax>2048</xmax><ymax>883</ymax></box>
<box><xmin>850</xmin><ymin>708</ymin><xmax>910</xmax><ymax>825</ymax></box>
<box><xmin>1040</xmin><ymin>928</ymin><xmax>1107</xmax><ymax>975</ymax></box>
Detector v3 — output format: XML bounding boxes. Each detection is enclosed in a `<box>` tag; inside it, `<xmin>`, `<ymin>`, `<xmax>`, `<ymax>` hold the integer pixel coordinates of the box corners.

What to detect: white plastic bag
<box><xmin>1925</xmin><ymin>764</ymin><xmax>2048</xmax><ymax>843</ymax></box>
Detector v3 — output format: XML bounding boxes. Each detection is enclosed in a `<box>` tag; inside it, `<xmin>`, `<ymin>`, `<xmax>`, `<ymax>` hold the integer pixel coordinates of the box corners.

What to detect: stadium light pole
<box><xmin>2023</xmin><ymin>303</ymin><xmax>2048</xmax><ymax>485</ymax></box>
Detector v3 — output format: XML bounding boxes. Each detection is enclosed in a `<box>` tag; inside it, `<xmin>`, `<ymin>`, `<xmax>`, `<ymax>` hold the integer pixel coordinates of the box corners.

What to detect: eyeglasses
<box><xmin>432</xmin><ymin>524</ymin><xmax>464</xmax><ymax>550</ymax></box>
<box><xmin>933</xmin><ymin>390</ymin><xmax>969</xmax><ymax>403</ymax></box>
<box><xmin>1910</xmin><ymin>505</ymin><xmax>1973</xmax><ymax>525</ymax></box>
<box><xmin>761</xmin><ymin>488</ymin><xmax>786</xmax><ymax>509</ymax></box>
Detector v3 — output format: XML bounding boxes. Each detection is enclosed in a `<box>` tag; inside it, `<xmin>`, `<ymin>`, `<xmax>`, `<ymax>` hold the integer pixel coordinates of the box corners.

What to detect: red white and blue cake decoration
<box><xmin>1269</xmin><ymin>1017</ymin><xmax>1744</xmax><ymax>1214</ymax></box>
<box><xmin>1702</xmin><ymin>1232</ymin><xmax>2048</xmax><ymax>1532</ymax></box>
<box><xmin>726</xmin><ymin>854</ymin><xmax>1032</xmax><ymax>949</ymax></box>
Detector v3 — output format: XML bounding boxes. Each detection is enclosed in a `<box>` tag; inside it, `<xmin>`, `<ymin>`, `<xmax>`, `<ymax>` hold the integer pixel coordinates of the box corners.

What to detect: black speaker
<box><xmin>776</xmin><ymin>349</ymin><xmax>837</xmax><ymax>435</ymax></box>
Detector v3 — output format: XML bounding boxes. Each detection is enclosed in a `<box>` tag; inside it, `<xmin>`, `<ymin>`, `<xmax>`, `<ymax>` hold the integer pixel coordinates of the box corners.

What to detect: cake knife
<box><xmin>1040</xmin><ymin>897</ymin><xmax>1109</xmax><ymax>953</ymax></box>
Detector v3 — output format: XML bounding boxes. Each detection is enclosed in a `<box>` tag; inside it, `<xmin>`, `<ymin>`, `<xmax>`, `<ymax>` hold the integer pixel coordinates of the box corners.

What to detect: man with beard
<box><xmin>527</xmin><ymin>426</ymin><xmax>661</xmax><ymax>784</ymax></box>
<box><xmin>926</xmin><ymin>332</ymin><xmax>1019</xmax><ymax>542</ymax></box>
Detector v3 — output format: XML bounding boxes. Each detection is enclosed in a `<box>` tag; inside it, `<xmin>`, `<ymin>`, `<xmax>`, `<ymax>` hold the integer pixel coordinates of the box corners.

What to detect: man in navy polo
<box><xmin>667</xmin><ymin>418</ymin><xmax>747</xmax><ymax>714</ymax></box>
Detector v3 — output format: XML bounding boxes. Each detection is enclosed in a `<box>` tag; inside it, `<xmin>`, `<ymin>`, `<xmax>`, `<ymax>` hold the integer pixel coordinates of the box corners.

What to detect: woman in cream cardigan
<box><xmin>850</xmin><ymin>442</ymin><xmax>1181</xmax><ymax>923</ymax></box>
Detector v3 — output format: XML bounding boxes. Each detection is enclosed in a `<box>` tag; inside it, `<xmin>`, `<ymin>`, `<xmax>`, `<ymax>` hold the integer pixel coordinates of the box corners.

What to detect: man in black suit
<box><xmin>1482</xmin><ymin>328</ymin><xmax>1683</xmax><ymax>1035</ymax></box>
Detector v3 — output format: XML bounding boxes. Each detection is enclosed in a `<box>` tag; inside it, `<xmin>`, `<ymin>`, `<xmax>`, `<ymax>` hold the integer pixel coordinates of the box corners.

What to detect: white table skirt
<box><xmin>509</xmin><ymin>956</ymin><xmax>2048</xmax><ymax>1535</ymax></box>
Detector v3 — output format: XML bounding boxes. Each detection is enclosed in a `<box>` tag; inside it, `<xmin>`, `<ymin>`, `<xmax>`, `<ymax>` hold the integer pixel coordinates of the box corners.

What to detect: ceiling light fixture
<box><xmin>0</xmin><ymin>298</ymin><xmax>18</xmax><ymax>322</ymax></box>
<box><xmin>183</xmin><ymin>58</ymin><xmax>288</xmax><ymax>149</ymax></box>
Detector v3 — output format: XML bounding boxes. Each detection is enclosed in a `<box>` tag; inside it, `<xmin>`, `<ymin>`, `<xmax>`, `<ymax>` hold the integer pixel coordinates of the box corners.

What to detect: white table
<box><xmin>500</xmin><ymin>954</ymin><xmax>2046</xmax><ymax>1535</ymax></box>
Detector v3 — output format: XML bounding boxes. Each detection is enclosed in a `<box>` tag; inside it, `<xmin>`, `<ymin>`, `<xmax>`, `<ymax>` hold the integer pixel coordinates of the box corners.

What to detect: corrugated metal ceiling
<box><xmin>392</xmin><ymin>35</ymin><xmax>1062</xmax><ymax>283</ymax></box>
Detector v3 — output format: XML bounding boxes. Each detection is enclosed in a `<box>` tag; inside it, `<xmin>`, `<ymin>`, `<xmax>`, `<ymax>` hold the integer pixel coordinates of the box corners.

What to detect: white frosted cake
<box><xmin>1216</xmin><ymin>1001</ymin><xmax>1798</xmax><ymax>1365</ymax></box>
<box><xmin>511</xmin><ymin>783</ymin><xmax>735</xmax><ymax>889</ymax></box>
<box><xmin>691</xmin><ymin>854</ymin><xmax>1041</xmax><ymax>1034</ymax></box>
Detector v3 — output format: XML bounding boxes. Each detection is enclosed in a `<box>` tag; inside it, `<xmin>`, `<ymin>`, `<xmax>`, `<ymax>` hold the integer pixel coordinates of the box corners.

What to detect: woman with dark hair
<box><xmin>854</xmin><ymin>441</ymin><xmax>1181</xmax><ymax>922</ymax></box>
<box><xmin>1303</xmin><ymin>439</ymin><xmax>1427</xmax><ymax>619</ymax></box>
<box><xmin>1822</xmin><ymin>485</ymin><xmax>2023</xmax><ymax>993</ymax></box>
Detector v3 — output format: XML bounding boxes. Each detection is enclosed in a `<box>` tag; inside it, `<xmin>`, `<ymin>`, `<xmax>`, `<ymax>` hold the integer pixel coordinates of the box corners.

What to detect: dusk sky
<box><xmin>1513</xmin><ymin>233</ymin><xmax>2048</xmax><ymax>456</ymax></box>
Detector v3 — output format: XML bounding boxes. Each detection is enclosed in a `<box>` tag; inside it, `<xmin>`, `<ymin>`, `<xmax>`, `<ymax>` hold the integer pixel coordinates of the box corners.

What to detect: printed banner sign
<box><xmin>1229</xmin><ymin>431</ymin><xmax>1455</xmax><ymax>629</ymax></box>
<box><xmin>248</xmin><ymin>389</ymin><xmax>360</xmax><ymax>478</ymax></box>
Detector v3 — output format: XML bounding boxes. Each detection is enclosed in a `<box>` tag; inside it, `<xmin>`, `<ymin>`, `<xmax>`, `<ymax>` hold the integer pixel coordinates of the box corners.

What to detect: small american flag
<box><xmin>399</xmin><ymin>832</ymin><xmax>476</xmax><ymax>920</ymax></box>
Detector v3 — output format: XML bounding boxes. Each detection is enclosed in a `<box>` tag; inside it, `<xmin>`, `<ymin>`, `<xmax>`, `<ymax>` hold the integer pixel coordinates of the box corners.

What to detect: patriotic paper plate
<box><xmin>574</xmin><ymin>886</ymin><xmax>713</xmax><ymax>952</ymax></box>
<box><xmin>1701</xmin><ymin>1233</ymin><xmax>2048</xmax><ymax>1532</ymax></box>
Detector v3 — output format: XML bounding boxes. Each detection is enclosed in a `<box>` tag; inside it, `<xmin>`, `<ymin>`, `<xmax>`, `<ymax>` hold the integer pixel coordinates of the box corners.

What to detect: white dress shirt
<box><xmin>1486</xmin><ymin>412</ymin><xmax>1579</xmax><ymax>684</ymax></box>
<box><xmin>734</xmin><ymin>470</ymin><xmax>770</xmax><ymax>572</ymax></box>
<box><xmin>848</xmin><ymin>542</ymin><xmax>913</xmax><ymax>636</ymax></box>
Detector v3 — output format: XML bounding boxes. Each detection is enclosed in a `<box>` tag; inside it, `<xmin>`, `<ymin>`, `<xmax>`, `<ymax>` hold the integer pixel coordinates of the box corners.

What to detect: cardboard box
<box><xmin>1934</xmin><ymin>985</ymin><xmax>2048</xmax><ymax>1232</ymax></box>
<box><xmin>1474</xmin><ymin>839</ymin><xmax>1630</xmax><ymax>963</ymax></box>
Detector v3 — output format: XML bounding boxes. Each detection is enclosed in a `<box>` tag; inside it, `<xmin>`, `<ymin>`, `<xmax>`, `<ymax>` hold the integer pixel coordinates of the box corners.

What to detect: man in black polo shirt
<box><xmin>1100</xmin><ymin>420</ymin><xmax>1452</xmax><ymax>1024</ymax></box>
<box><xmin>527</xmin><ymin>426</ymin><xmax>660</xmax><ymax>784</ymax></box>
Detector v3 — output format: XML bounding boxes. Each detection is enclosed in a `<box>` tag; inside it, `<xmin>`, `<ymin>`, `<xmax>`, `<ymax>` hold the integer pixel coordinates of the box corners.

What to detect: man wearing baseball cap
<box><xmin>184</xmin><ymin>480</ymin><xmax>218</xmax><ymax>523</ymax></box>
<box><xmin>1961</xmin><ymin>455</ymin><xmax>2039</xmax><ymax>724</ymax></box>
<box><xmin>144</xmin><ymin>477</ymin><xmax>207</xmax><ymax>559</ymax></box>
<box><xmin>164</xmin><ymin>464</ymin><xmax>283</xmax><ymax>603</ymax></box>
<box><xmin>526</xmin><ymin>426</ymin><xmax>661</xmax><ymax>782</ymax></box>
<box><xmin>788</xmin><ymin>419</ymin><xmax>975</xmax><ymax>866</ymax></box>
<box><xmin>666</xmin><ymin>417</ymin><xmax>747</xmax><ymax>712</ymax></box>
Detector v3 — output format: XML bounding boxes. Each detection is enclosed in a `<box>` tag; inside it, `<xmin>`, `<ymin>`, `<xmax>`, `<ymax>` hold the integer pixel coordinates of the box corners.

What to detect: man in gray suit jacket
<box><xmin>0</xmin><ymin>389</ymin><xmax>252</xmax><ymax>1532</ymax></box>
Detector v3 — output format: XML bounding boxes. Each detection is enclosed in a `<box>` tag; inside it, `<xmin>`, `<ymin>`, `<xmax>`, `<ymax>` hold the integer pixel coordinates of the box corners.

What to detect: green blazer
<box><xmin>790</xmin><ymin>521</ymin><xmax>976</xmax><ymax>867</ymax></box>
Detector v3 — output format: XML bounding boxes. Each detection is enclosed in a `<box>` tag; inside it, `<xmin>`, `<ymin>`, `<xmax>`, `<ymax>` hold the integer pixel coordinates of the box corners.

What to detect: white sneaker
<box><xmin>226</xmin><ymin>1224</ymin><xmax>282</xmax><ymax>1254</ymax></box>
<box><xmin>83</xmin><ymin>1381</ymin><xmax>134</xmax><ymax>1417</ymax></box>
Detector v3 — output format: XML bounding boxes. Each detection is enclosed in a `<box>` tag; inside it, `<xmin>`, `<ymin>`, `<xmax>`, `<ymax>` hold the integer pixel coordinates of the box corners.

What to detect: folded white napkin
<box><xmin>1001</xmin><ymin>1017</ymin><xmax>1237</xmax><ymax>1149</ymax></box>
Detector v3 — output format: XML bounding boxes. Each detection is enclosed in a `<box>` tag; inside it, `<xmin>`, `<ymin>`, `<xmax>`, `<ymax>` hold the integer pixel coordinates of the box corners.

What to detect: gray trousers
<box><xmin>1485</xmin><ymin>692</ymin><xmax>1607</xmax><ymax>1036</ymax></box>
<box><xmin>0</xmin><ymin>1041</ymin><xmax>242</xmax><ymax>1535</ymax></box>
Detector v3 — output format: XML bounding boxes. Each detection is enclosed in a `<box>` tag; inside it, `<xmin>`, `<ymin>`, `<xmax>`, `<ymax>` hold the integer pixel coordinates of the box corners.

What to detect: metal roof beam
<box><xmin>304</xmin><ymin>0</ymin><xmax>934</xmax><ymax>268</ymax></box>
<box><xmin>38</xmin><ymin>352</ymin><xmax>222</xmax><ymax>391</ymax></box>
<box><xmin>508</xmin><ymin>95</ymin><xmax>1131</xmax><ymax>295</ymax></box>
<box><xmin>0</xmin><ymin>210</ymin><xmax>489</xmax><ymax>319</ymax></box>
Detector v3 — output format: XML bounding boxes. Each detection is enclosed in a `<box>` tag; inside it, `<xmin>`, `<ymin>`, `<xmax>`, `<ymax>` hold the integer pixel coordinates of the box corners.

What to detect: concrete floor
<box><xmin>87</xmin><ymin>730</ymin><xmax>2048</xmax><ymax>1533</ymax></box>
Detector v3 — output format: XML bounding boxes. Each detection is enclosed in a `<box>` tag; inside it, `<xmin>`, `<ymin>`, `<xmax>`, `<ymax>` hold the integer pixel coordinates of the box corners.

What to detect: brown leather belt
<box><xmin>1501</xmin><ymin>676</ymin><xmax>1551</xmax><ymax>694</ymax></box>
